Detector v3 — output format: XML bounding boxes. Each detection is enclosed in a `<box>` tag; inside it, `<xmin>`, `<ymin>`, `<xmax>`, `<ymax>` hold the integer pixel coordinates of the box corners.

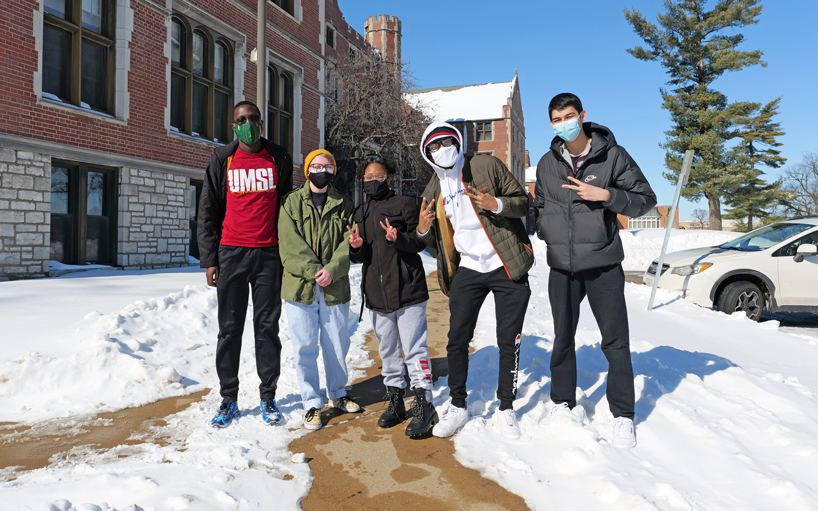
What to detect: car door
<box><xmin>775</xmin><ymin>229</ymin><xmax>818</xmax><ymax>306</ymax></box>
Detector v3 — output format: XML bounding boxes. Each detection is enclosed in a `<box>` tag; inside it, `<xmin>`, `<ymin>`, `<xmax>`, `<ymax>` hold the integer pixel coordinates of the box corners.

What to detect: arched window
<box><xmin>170</xmin><ymin>15</ymin><xmax>233</xmax><ymax>143</ymax></box>
<box><xmin>268</xmin><ymin>65</ymin><xmax>294</xmax><ymax>154</ymax></box>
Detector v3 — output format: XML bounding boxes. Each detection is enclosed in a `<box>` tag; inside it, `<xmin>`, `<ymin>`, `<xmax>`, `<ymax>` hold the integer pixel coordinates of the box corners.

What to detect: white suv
<box><xmin>643</xmin><ymin>218</ymin><xmax>818</xmax><ymax>321</ymax></box>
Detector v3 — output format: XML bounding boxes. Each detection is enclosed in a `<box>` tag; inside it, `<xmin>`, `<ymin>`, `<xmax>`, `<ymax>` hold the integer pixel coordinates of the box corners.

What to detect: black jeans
<box><xmin>447</xmin><ymin>266</ymin><xmax>531</xmax><ymax>410</ymax></box>
<box><xmin>548</xmin><ymin>264</ymin><xmax>635</xmax><ymax>419</ymax></box>
<box><xmin>215</xmin><ymin>245</ymin><xmax>283</xmax><ymax>402</ymax></box>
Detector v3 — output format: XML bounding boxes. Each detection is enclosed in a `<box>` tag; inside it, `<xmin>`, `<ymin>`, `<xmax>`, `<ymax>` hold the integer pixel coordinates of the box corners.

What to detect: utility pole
<box><xmin>257</xmin><ymin>0</ymin><xmax>266</xmax><ymax>137</ymax></box>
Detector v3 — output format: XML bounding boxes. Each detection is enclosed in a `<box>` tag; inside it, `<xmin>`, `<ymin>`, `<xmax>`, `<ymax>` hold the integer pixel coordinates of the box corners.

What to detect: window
<box><xmin>628</xmin><ymin>217</ymin><xmax>660</xmax><ymax>229</ymax></box>
<box><xmin>189</xmin><ymin>181</ymin><xmax>202</xmax><ymax>260</ymax></box>
<box><xmin>476</xmin><ymin>121</ymin><xmax>492</xmax><ymax>141</ymax></box>
<box><xmin>268</xmin><ymin>65</ymin><xmax>294</xmax><ymax>154</ymax></box>
<box><xmin>42</xmin><ymin>0</ymin><xmax>116</xmax><ymax>113</ymax></box>
<box><xmin>272</xmin><ymin>0</ymin><xmax>294</xmax><ymax>16</ymax></box>
<box><xmin>774</xmin><ymin>230</ymin><xmax>818</xmax><ymax>257</ymax></box>
<box><xmin>170</xmin><ymin>15</ymin><xmax>233</xmax><ymax>143</ymax></box>
<box><xmin>50</xmin><ymin>161</ymin><xmax>118</xmax><ymax>265</ymax></box>
<box><xmin>326</xmin><ymin>25</ymin><xmax>335</xmax><ymax>49</ymax></box>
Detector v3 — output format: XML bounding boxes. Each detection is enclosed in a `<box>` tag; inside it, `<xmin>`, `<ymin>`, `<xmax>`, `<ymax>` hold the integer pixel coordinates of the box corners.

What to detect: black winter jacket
<box><xmin>535</xmin><ymin>123</ymin><xmax>656</xmax><ymax>273</ymax></box>
<box><xmin>350</xmin><ymin>192</ymin><xmax>429</xmax><ymax>314</ymax></box>
<box><xmin>197</xmin><ymin>138</ymin><xmax>294</xmax><ymax>268</ymax></box>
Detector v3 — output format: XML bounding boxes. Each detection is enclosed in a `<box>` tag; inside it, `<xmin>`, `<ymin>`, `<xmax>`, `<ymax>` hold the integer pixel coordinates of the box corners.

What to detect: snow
<box><xmin>3</xmin><ymin>231</ymin><xmax>817</xmax><ymax>509</ymax></box>
<box><xmin>406</xmin><ymin>80</ymin><xmax>514</xmax><ymax>122</ymax></box>
<box><xmin>619</xmin><ymin>229</ymin><xmax>740</xmax><ymax>272</ymax></box>
<box><xmin>525</xmin><ymin>165</ymin><xmax>537</xmax><ymax>183</ymax></box>
<box><xmin>49</xmin><ymin>261</ymin><xmax>113</xmax><ymax>271</ymax></box>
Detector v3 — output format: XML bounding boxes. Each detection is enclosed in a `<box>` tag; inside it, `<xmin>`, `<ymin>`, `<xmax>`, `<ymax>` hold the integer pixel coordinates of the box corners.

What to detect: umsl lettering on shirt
<box><xmin>228</xmin><ymin>168</ymin><xmax>277</xmax><ymax>193</ymax></box>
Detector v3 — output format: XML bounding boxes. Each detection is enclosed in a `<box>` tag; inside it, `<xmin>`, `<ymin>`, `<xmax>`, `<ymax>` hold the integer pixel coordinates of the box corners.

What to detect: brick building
<box><xmin>406</xmin><ymin>72</ymin><xmax>526</xmax><ymax>187</ymax></box>
<box><xmin>0</xmin><ymin>0</ymin><xmax>394</xmax><ymax>279</ymax></box>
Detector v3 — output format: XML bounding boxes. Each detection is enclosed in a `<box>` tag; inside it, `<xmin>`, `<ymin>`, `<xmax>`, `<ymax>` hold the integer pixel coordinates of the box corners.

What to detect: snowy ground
<box><xmin>3</xmin><ymin>229</ymin><xmax>817</xmax><ymax>510</ymax></box>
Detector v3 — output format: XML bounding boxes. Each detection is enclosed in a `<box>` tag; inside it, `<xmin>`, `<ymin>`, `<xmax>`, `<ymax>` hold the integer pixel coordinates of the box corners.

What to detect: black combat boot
<box><xmin>378</xmin><ymin>386</ymin><xmax>407</xmax><ymax>428</ymax></box>
<box><xmin>405</xmin><ymin>387</ymin><xmax>439</xmax><ymax>437</ymax></box>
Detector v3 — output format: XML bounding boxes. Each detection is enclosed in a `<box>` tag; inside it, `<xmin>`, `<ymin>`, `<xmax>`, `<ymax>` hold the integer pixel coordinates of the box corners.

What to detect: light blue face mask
<box><xmin>554</xmin><ymin>118</ymin><xmax>582</xmax><ymax>142</ymax></box>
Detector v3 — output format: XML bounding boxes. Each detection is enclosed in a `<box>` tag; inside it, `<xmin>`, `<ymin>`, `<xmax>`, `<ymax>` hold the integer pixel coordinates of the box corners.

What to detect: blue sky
<box><xmin>337</xmin><ymin>0</ymin><xmax>817</xmax><ymax>219</ymax></box>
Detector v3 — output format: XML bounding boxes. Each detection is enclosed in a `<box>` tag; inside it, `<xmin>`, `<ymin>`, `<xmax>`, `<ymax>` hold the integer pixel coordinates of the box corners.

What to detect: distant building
<box><xmin>619</xmin><ymin>206</ymin><xmax>679</xmax><ymax>230</ymax></box>
<box><xmin>406</xmin><ymin>72</ymin><xmax>526</xmax><ymax>187</ymax></box>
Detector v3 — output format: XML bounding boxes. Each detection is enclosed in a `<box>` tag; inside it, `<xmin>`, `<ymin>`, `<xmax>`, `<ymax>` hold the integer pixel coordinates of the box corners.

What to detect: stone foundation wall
<box><xmin>0</xmin><ymin>148</ymin><xmax>51</xmax><ymax>279</ymax></box>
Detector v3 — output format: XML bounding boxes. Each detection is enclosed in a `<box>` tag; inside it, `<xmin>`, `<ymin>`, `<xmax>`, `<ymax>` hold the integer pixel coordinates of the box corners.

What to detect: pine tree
<box><xmin>625</xmin><ymin>0</ymin><xmax>766</xmax><ymax>231</ymax></box>
<box><xmin>723</xmin><ymin>98</ymin><xmax>790</xmax><ymax>231</ymax></box>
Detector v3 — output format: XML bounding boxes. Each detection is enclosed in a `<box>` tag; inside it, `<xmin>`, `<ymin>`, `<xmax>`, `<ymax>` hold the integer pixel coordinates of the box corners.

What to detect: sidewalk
<box><xmin>289</xmin><ymin>273</ymin><xmax>528</xmax><ymax>510</ymax></box>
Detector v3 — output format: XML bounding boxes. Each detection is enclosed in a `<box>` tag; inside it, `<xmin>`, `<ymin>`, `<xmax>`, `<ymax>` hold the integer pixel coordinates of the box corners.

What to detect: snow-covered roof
<box><xmin>405</xmin><ymin>79</ymin><xmax>515</xmax><ymax>122</ymax></box>
<box><xmin>525</xmin><ymin>166</ymin><xmax>537</xmax><ymax>183</ymax></box>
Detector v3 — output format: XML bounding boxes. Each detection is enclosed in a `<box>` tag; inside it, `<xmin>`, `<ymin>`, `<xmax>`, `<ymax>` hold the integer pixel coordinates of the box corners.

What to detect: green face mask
<box><xmin>233</xmin><ymin>120</ymin><xmax>262</xmax><ymax>145</ymax></box>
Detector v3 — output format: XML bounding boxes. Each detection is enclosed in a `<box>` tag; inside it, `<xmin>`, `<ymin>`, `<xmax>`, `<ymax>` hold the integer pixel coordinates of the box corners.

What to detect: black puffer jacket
<box><xmin>535</xmin><ymin>123</ymin><xmax>656</xmax><ymax>272</ymax></box>
<box><xmin>350</xmin><ymin>192</ymin><xmax>428</xmax><ymax>314</ymax></box>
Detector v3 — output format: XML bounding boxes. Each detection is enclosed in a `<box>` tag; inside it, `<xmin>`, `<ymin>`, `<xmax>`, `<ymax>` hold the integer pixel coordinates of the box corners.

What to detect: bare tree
<box><xmin>782</xmin><ymin>152</ymin><xmax>818</xmax><ymax>217</ymax></box>
<box><xmin>324</xmin><ymin>50</ymin><xmax>431</xmax><ymax>202</ymax></box>
<box><xmin>691</xmin><ymin>208</ymin><xmax>710</xmax><ymax>230</ymax></box>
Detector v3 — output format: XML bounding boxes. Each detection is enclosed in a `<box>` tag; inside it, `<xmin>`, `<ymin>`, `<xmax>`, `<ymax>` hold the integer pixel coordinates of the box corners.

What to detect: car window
<box><xmin>720</xmin><ymin>223</ymin><xmax>814</xmax><ymax>251</ymax></box>
<box><xmin>775</xmin><ymin>229</ymin><xmax>818</xmax><ymax>257</ymax></box>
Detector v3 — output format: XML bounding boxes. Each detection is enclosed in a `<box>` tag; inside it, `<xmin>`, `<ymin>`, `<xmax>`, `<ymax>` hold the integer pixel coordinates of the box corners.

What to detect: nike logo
<box><xmin>584</xmin><ymin>175</ymin><xmax>597</xmax><ymax>183</ymax></box>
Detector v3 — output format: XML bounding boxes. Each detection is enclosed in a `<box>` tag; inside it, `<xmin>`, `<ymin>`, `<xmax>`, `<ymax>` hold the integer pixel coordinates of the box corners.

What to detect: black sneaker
<box><xmin>210</xmin><ymin>400</ymin><xmax>239</xmax><ymax>428</ymax></box>
<box><xmin>378</xmin><ymin>386</ymin><xmax>407</xmax><ymax>428</ymax></box>
<box><xmin>405</xmin><ymin>388</ymin><xmax>438</xmax><ymax>437</ymax></box>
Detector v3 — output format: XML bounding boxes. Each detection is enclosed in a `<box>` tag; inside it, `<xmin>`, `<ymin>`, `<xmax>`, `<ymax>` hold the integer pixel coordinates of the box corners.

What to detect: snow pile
<box><xmin>0</xmin><ymin>265</ymin><xmax>373</xmax><ymax>509</ymax></box>
<box><xmin>431</xmin><ymin>240</ymin><xmax>818</xmax><ymax>510</ymax></box>
<box><xmin>619</xmin><ymin>229</ymin><xmax>740</xmax><ymax>271</ymax></box>
<box><xmin>405</xmin><ymin>80</ymin><xmax>514</xmax><ymax>122</ymax></box>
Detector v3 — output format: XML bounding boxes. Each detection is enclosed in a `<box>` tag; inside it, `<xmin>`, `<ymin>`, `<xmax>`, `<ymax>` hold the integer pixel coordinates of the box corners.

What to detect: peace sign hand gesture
<box><xmin>561</xmin><ymin>176</ymin><xmax>611</xmax><ymax>202</ymax></box>
<box><xmin>347</xmin><ymin>224</ymin><xmax>363</xmax><ymax>249</ymax></box>
<box><xmin>465</xmin><ymin>186</ymin><xmax>499</xmax><ymax>212</ymax></box>
<box><xmin>379</xmin><ymin>218</ymin><xmax>397</xmax><ymax>243</ymax></box>
<box><xmin>418</xmin><ymin>197</ymin><xmax>435</xmax><ymax>234</ymax></box>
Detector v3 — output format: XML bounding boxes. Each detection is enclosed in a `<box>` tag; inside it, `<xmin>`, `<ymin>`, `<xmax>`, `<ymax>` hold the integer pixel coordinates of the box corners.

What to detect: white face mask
<box><xmin>432</xmin><ymin>145</ymin><xmax>459</xmax><ymax>168</ymax></box>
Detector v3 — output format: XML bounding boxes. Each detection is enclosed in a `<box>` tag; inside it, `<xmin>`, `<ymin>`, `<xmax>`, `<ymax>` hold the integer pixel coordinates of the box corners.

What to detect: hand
<box><xmin>379</xmin><ymin>218</ymin><xmax>397</xmax><ymax>242</ymax></box>
<box><xmin>562</xmin><ymin>176</ymin><xmax>611</xmax><ymax>202</ymax></box>
<box><xmin>206</xmin><ymin>266</ymin><xmax>219</xmax><ymax>287</ymax></box>
<box><xmin>418</xmin><ymin>197</ymin><xmax>435</xmax><ymax>234</ymax></box>
<box><xmin>315</xmin><ymin>268</ymin><xmax>333</xmax><ymax>287</ymax></box>
<box><xmin>347</xmin><ymin>224</ymin><xmax>363</xmax><ymax>249</ymax></box>
<box><xmin>466</xmin><ymin>185</ymin><xmax>499</xmax><ymax>212</ymax></box>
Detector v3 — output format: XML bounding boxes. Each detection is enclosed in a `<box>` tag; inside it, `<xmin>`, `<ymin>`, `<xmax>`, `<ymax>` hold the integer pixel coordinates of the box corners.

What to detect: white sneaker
<box><xmin>613</xmin><ymin>417</ymin><xmax>636</xmax><ymax>448</ymax></box>
<box><xmin>432</xmin><ymin>404</ymin><xmax>469</xmax><ymax>438</ymax></box>
<box><xmin>495</xmin><ymin>409</ymin><xmax>521</xmax><ymax>439</ymax></box>
<box><xmin>541</xmin><ymin>402</ymin><xmax>570</xmax><ymax>425</ymax></box>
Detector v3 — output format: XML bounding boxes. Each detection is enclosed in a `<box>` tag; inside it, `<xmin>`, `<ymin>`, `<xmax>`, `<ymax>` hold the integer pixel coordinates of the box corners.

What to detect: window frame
<box><xmin>268</xmin><ymin>64</ymin><xmax>294</xmax><ymax>155</ymax></box>
<box><xmin>325</xmin><ymin>24</ymin><xmax>335</xmax><ymax>49</ymax></box>
<box><xmin>476</xmin><ymin>121</ymin><xmax>493</xmax><ymax>141</ymax></box>
<box><xmin>271</xmin><ymin>0</ymin><xmax>295</xmax><ymax>17</ymax></box>
<box><xmin>42</xmin><ymin>0</ymin><xmax>117</xmax><ymax>114</ymax></box>
<box><xmin>170</xmin><ymin>14</ymin><xmax>234</xmax><ymax>143</ymax></box>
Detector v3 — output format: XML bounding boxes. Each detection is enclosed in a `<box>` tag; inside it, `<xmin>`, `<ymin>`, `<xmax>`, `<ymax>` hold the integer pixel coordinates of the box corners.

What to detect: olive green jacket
<box><xmin>278</xmin><ymin>183</ymin><xmax>355</xmax><ymax>305</ymax></box>
<box><xmin>420</xmin><ymin>154</ymin><xmax>535</xmax><ymax>296</ymax></box>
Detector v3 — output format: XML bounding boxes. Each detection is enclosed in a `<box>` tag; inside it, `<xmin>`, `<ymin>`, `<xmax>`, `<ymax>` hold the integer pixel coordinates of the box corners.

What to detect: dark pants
<box><xmin>447</xmin><ymin>266</ymin><xmax>531</xmax><ymax>410</ymax></box>
<box><xmin>216</xmin><ymin>245</ymin><xmax>283</xmax><ymax>402</ymax></box>
<box><xmin>548</xmin><ymin>264</ymin><xmax>635</xmax><ymax>419</ymax></box>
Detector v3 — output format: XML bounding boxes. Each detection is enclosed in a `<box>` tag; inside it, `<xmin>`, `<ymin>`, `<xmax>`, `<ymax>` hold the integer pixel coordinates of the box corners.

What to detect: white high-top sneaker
<box><xmin>540</xmin><ymin>402</ymin><xmax>570</xmax><ymax>426</ymax></box>
<box><xmin>432</xmin><ymin>404</ymin><xmax>469</xmax><ymax>438</ymax></box>
<box><xmin>613</xmin><ymin>417</ymin><xmax>637</xmax><ymax>448</ymax></box>
<box><xmin>495</xmin><ymin>409</ymin><xmax>521</xmax><ymax>439</ymax></box>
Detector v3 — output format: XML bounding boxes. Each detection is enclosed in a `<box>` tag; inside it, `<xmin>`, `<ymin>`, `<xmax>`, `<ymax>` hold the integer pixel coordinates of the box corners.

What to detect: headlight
<box><xmin>671</xmin><ymin>263</ymin><xmax>713</xmax><ymax>276</ymax></box>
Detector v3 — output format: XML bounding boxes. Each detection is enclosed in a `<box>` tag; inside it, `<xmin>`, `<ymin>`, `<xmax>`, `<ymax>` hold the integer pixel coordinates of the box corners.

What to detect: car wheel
<box><xmin>717</xmin><ymin>281</ymin><xmax>765</xmax><ymax>322</ymax></box>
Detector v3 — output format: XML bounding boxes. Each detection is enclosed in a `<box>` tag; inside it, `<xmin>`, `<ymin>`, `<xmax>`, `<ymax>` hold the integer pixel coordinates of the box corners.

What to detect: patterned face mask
<box><xmin>233</xmin><ymin>120</ymin><xmax>262</xmax><ymax>145</ymax></box>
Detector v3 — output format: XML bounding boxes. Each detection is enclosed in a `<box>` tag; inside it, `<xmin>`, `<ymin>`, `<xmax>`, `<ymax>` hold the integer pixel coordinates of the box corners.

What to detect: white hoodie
<box><xmin>420</xmin><ymin>122</ymin><xmax>503</xmax><ymax>274</ymax></box>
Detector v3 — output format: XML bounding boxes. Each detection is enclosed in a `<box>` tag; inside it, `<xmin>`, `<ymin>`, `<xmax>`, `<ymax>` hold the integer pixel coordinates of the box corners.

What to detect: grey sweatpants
<box><xmin>369</xmin><ymin>302</ymin><xmax>433</xmax><ymax>400</ymax></box>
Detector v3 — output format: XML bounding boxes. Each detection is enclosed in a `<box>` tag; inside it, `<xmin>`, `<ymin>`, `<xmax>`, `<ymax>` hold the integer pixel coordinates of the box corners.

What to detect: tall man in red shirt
<box><xmin>198</xmin><ymin>101</ymin><xmax>293</xmax><ymax>427</ymax></box>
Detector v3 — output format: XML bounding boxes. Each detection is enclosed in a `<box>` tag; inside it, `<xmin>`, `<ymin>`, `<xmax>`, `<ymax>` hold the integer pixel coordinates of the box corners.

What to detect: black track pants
<box><xmin>215</xmin><ymin>245</ymin><xmax>283</xmax><ymax>402</ymax></box>
<box><xmin>447</xmin><ymin>266</ymin><xmax>531</xmax><ymax>410</ymax></box>
<box><xmin>548</xmin><ymin>264</ymin><xmax>635</xmax><ymax>419</ymax></box>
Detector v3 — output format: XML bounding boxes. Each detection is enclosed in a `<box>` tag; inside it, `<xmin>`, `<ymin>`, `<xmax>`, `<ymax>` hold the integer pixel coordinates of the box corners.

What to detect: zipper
<box><xmin>371</xmin><ymin>200</ymin><xmax>390</xmax><ymax>311</ymax></box>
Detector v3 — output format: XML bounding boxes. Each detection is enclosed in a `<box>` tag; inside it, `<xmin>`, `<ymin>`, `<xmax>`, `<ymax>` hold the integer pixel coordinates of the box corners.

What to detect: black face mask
<box><xmin>363</xmin><ymin>179</ymin><xmax>390</xmax><ymax>199</ymax></box>
<box><xmin>308</xmin><ymin>172</ymin><xmax>334</xmax><ymax>189</ymax></box>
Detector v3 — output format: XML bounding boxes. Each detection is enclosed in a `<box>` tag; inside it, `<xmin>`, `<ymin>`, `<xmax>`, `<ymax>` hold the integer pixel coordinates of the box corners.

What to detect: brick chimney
<box><xmin>364</xmin><ymin>15</ymin><xmax>401</xmax><ymax>72</ymax></box>
<box><xmin>525</xmin><ymin>150</ymin><xmax>531</xmax><ymax>167</ymax></box>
